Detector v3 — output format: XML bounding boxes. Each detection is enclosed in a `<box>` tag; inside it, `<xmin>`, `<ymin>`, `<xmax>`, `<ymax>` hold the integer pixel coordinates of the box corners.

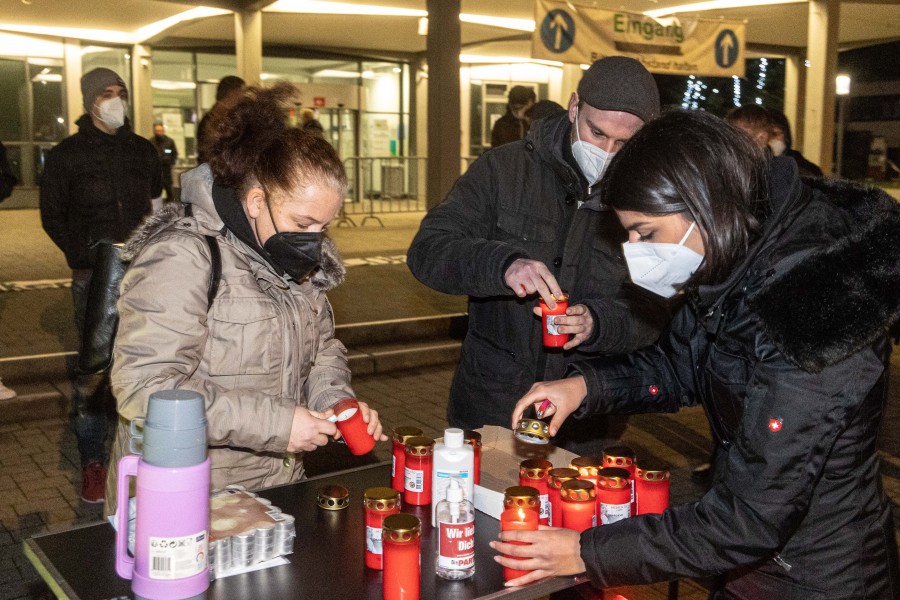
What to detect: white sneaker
<box><xmin>0</xmin><ymin>378</ymin><xmax>16</xmax><ymax>400</ymax></box>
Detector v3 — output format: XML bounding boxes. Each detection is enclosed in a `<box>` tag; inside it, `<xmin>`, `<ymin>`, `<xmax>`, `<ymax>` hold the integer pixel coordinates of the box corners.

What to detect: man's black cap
<box><xmin>576</xmin><ymin>56</ymin><xmax>660</xmax><ymax>123</ymax></box>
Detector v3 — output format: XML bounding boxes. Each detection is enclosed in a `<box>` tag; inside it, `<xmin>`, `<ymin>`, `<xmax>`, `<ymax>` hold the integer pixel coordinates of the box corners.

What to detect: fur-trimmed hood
<box><xmin>748</xmin><ymin>172</ymin><xmax>900</xmax><ymax>373</ymax></box>
<box><xmin>123</xmin><ymin>164</ymin><xmax>345</xmax><ymax>291</ymax></box>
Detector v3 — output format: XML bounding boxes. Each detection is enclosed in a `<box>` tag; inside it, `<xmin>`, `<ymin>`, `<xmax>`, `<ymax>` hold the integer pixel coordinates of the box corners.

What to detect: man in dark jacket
<box><xmin>151</xmin><ymin>122</ymin><xmax>179</xmax><ymax>203</ymax></box>
<box><xmin>767</xmin><ymin>108</ymin><xmax>824</xmax><ymax>178</ymax></box>
<box><xmin>407</xmin><ymin>57</ymin><xmax>671</xmax><ymax>453</ymax></box>
<box><xmin>39</xmin><ymin>67</ymin><xmax>161</xmax><ymax>503</ymax></box>
<box><xmin>491</xmin><ymin>85</ymin><xmax>536</xmax><ymax>148</ymax></box>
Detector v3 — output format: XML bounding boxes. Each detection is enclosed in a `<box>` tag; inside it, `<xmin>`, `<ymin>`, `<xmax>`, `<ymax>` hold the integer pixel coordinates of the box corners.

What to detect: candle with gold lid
<box><xmin>596</xmin><ymin>467</ymin><xmax>631</xmax><ymax>525</ymax></box>
<box><xmin>603</xmin><ymin>446</ymin><xmax>637</xmax><ymax>512</ymax></box>
<box><xmin>560</xmin><ymin>479</ymin><xmax>596</xmax><ymax>532</ymax></box>
<box><xmin>519</xmin><ymin>459</ymin><xmax>552</xmax><ymax>525</ymax></box>
<box><xmin>635</xmin><ymin>461</ymin><xmax>670</xmax><ymax>515</ymax></box>
<box><xmin>382</xmin><ymin>513</ymin><xmax>421</xmax><ymax>600</ymax></box>
<box><xmin>570</xmin><ymin>456</ymin><xmax>603</xmax><ymax>488</ymax></box>
<box><xmin>548</xmin><ymin>467</ymin><xmax>579</xmax><ymax>527</ymax></box>
<box><xmin>364</xmin><ymin>487</ymin><xmax>401</xmax><ymax>570</ymax></box>
<box><xmin>404</xmin><ymin>436</ymin><xmax>435</xmax><ymax>506</ymax></box>
<box><xmin>499</xmin><ymin>506</ymin><xmax>538</xmax><ymax>581</ymax></box>
<box><xmin>391</xmin><ymin>426</ymin><xmax>423</xmax><ymax>492</ymax></box>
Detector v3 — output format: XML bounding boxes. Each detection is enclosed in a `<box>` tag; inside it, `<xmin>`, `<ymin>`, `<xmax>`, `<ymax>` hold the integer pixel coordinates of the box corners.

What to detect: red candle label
<box><xmin>437</xmin><ymin>519</ymin><xmax>475</xmax><ymax>570</ymax></box>
<box><xmin>539</xmin><ymin>494</ymin><xmax>550</xmax><ymax>523</ymax></box>
<box><xmin>366</xmin><ymin>525</ymin><xmax>383</xmax><ymax>555</ymax></box>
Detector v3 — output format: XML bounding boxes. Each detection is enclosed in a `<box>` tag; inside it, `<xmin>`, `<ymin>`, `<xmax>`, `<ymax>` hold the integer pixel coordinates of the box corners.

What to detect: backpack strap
<box><xmin>204</xmin><ymin>235</ymin><xmax>221</xmax><ymax>308</ymax></box>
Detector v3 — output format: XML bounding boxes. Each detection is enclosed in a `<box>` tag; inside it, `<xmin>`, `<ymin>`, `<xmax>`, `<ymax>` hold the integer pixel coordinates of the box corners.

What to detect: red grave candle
<box><xmin>364</xmin><ymin>487</ymin><xmax>401</xmax><ymax>570</ymax></box>
<box><xmin>635</xmin><ymin>462</ymin><xmax>670</xmax><ymax>516</ymax></box>
<box><xmin>391</xmin><ymin>427</ymin><xmax>423</xmax><ymax>492</ymax></box>
<box><xmin>596</xmin><ymin>467</ymin><xmax>631</xmax><ymax>525</ymax></box>
<box><xmin>603</xmin><ymin>446</ymin><xmax>637</xmax><ymax>514</ymax></box>
<box><xmin>403</xmin><ymin>436</ymin><xmax>434</xmax><ymax>506</ymax></box>
<box><xmin>548</xmin><ymin>468</ymin><xmax>579</xmax><ymax>528</ymax></box>
<box><xmin>503</xmin><ymin>486</ymin><xmax>540</xmax><ymax>519</ymax></box>
<box><xmin>332</xmin><ymin>398</ymin><xmax>376</xmax><ymax>455</ymax></box>
<box><xmin>382</xmin><ymin>513</ymin><xmax>421</xmax><ymax>600</ymax></box>
<box><xmin>499</xmin><ymin>507</ymin><xmax>538</xmax><ymax>581</ymax></box>
<box><xmin>570</xmin><ymin>456</ymin><xmax>603</xmax><ymax>489</ymax></box>
<box><xmin>560</xmin><ymin>479</ymin><xmax>596</xmax><ymax>533</ymax></box>
<box><xmin>463</xmin><ymin>430</ymin><xmax>482</xmax><ymax>485</ymax></box>
<box><xmin>539</xmin><ymin>293</ymin><xmax>569</xmax><ymax>347</ymax></box>
<box><xmin>519</xmin><ymin>459</ymin><xmax>552</xmax><ymax>526</ymax></box>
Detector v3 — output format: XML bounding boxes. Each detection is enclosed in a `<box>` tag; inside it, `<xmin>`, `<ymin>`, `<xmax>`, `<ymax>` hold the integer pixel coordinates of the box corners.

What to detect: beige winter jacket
<box><xmin>104</xmin><ymin>164</ymin><xmax>354</xmax><ymax>514</ymax></box>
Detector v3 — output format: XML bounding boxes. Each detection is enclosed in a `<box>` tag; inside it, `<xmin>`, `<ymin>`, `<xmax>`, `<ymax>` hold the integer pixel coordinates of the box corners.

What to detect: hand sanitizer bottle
<box><xmin>435</xmin><ymin>478</ymin><xmax>475</xmax><ymax>580</ymax></box>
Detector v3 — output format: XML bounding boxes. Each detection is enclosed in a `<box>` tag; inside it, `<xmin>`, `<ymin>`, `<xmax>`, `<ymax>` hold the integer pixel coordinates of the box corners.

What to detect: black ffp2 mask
<box><xmin>263</xmin><ymin>231</ymin><xmax>323</xmax><ymax>282</ymax></box>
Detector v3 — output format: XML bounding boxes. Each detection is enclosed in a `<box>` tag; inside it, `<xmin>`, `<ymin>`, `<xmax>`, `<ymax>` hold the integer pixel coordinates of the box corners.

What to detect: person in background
<box><xmin>491</xmin><ymin>85</ymin><xmax>536</xmax><ymax>148</ymax></box>
<box><xmin>151</xmin><ymin>122</ymin><xmax>179</xmax><ymax>203</ymax></box>
<box><xmin>767</xmin><ymin>108</ymin><xmax>824</xmax><ymax>178</ymax></box>
<box><xmin>525</xmin><ymin>99</ymin><xmax>565</xmax><ymax>125</ymax></box>
<box><xmin>0</xmin><ymin>140</ymin><xmax>18</xmax><ymax>401</ymax></box>
<box><xmin>725</xmin><ymin>104</ymin><xmax>773</xmax><ymax>151</ymax></box>
<box><xmin>407</xmin><ymin>57</ymin><xmax>672</xmax><ymax>455</ymax></box>
<box><xmin>300</xmin><ymin>107</ymin><xmax>325</xmax><ymax>138</ymax></box>
<box><xmin>499</xmin><ymin>110</ymin><xmax>900</xmax><ymax>598</ymax></box>
<box><xmin>39</xmin><ymin>67</ymin><xmax>161</xmax><ymax>503</ymax></box>
<box><xmin>196</xmin><ymin>75</ymin><xmax>245</xmax><ymax>164</ymax></box>
<box><xmin>105</xmin><ymin>83</ymin><xmax>386</xmax><ymax>514</ymax></box>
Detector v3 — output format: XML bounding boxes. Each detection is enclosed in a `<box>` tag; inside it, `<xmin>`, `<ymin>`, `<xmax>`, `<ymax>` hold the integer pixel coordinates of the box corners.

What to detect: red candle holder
<box><xmin>499</xmin><ymin>507</ymin><xmax>538</xmax><ymax>581</ymax></box>
<box><xmin>596</xmin><ymin>467</ymin><xmax>631</xmax><ymax>525</ymax></box>
<box><xmin>463</xmin><ymin>430</ymin><xmax>482</xmax><ymax>485</ymax></box>
<box><xmin>519</xmin><ymin>459</ymin><xmax>552</xmax><ymax>526</ymax></box>
<box><xmin>503</xmin><ymin>486</ymin><xmax>540</xmax><ymax>519</ymax></box>
<box><xmin>364</xmin><ymin>487</ymin><xmax>401</xmax><ymax>570</ymax></box>
<box><xmin>560</xmin><ymin>479</ymin><xmax>596</xmax><ymax>532</ymax></box>
<box><xmin>403</xmin><ymin>436</ymin><xmax>434</xmax><ymax>506</ymax></box>
<box><xmin>603</xmin><ymin>446</ymin><xmax>636</xmax><ymax>513</ymax></box>
<box><xmin>539</xmin><ymin>292</ymin><xmax>569</xmax><ymax>348</ymax></box>
<box><xmin>382</xmin><ymin>513</ymin><xmax>421</xmax><ymax>600</ymax></box>
<box><xmin>570</xmin><ymin>456</ymin><xmax>603</xmax><ymax>489</ymax></box>
<box><xmin>391</xmin><ymin>426</ymin><xmax>423</xmax><ymax>492</ymax></box>
<box><xmin>548</xmin><ymin>468</ymin><xmax>579</xmax><ymax>528</ymax></box>
<box><xmin>635</xmin><ymin>462</ymin><xmax>670</xmax><ymax>516</ymax></box>
<box><xmin>332</xmin><ymin>398</ymin><xmax>376</xmax><ymax>456</ymax></box>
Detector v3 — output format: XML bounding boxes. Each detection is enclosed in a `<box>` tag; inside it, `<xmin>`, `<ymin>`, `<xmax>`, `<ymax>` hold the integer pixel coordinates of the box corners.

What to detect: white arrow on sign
<box><xmin>719</xmin><ymin>33</ymin><xmax>734</xmax><ymax>61</ymax></box>
<box><xmin>550</xmin><ymin>13</ymin><xmax>569</xmax><ymax>50</ymax></box>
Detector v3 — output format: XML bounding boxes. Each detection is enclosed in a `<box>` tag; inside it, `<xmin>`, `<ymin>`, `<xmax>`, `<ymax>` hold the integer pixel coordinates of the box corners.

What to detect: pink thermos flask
<box><xmin>115</xmin><ymin>390</ymin><xmax>211</xmax><ymax>600</ymax></box>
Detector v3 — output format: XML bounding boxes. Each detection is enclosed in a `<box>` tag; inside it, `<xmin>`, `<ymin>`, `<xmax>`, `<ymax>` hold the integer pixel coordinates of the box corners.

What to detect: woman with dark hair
<box><xmin>495</xmin><ymin>110</ymin><xmax>900</xmax><ymax>598</ymax></box>
<box><xmin>104</xmin><ymin>83</ymin><xmax>386</xmax><ymax>512</ymax></box>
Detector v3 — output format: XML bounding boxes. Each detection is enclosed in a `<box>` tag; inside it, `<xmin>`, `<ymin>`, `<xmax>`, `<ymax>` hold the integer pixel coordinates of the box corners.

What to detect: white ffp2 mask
<box><xmin>96</xmin><ymin>97</ymin><xmax>126</xmax><ymax>130</ymax></box>
<box><xmin>571</xmin><ymin>107</ymin><xmax>613</xmax><ymax>185</ymax></box>
<box><xmin>622</xmin><ymin>222</ymin><xmax>704</xmax><ymax>298</ymax></box>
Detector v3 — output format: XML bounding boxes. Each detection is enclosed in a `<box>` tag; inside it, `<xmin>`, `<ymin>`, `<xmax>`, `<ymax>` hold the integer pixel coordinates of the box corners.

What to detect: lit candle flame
<box><xmin>518</xmin><ymin>508</ymin><xmax>526</xmax><ymax>521</ymax></box>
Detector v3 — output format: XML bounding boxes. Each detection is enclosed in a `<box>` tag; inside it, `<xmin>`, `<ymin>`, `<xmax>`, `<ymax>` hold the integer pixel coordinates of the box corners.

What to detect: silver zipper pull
<box><xmin>773</xmin><ymin>553</ymin><xmax>792</xmax><ymax>572</ymax></box>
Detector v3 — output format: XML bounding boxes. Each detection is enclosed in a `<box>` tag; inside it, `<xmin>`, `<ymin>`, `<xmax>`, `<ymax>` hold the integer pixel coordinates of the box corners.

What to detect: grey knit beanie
<box><xmin>81</xmin><ymin>68</ymin><xmax>126</xmax><ymax>113</ymax></box>
<box><xmin>577</xmin><ymin>57</ymin><xmax>660</xmax><ymax>123</ymax></box>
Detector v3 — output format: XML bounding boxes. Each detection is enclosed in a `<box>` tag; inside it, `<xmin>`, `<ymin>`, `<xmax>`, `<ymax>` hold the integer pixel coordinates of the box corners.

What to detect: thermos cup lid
<box><xmin>141</xmin><ymin>390</ymin><xmax>208</xmax><ymax>467</ymax></box>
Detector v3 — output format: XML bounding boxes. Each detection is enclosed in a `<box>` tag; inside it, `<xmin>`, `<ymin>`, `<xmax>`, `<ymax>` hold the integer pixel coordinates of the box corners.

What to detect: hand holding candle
<box><xmin>498</xmin><ymin>507</ymin><xmax>538</xmax><ymax>581</ymax></box>
<box><xmin>491</xmin><ymin>525</ymin><xmax>585</xmax><ymax>588</ymax></box>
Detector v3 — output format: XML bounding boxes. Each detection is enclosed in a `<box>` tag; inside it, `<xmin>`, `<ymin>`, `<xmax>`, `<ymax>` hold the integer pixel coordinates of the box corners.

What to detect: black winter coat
<box><xmin>408</xmin><ymin>111</ymin><xmax>670</xmax><ymax>432</ymax></box>
<box><xmin>573</xmin><ymin>159</ymin><xmax>900</xmax><ymax>598</ymax></box>
<box><xmin>40</xmin><ymin>115</ymin><xmax>162</xmax><ymax>269</ymax></box>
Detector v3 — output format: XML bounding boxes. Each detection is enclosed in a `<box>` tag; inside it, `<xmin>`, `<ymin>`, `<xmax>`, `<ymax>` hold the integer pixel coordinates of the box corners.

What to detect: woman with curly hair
<box><xmin>104</xmin><ymin>83</ymin><xmax>385</xmax><ymax>512</ymax></box>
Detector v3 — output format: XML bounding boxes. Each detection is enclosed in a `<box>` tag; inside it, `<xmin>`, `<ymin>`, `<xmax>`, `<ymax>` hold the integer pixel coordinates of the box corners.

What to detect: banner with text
<box><xmin>532</xmin><ymin>0</ymin><xmax>745</xmax><ymax>78</ymax></box>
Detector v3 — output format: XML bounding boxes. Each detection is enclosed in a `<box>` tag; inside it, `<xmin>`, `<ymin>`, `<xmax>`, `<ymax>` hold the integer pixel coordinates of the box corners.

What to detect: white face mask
<box><xmin>622</xmin><ymin>221</ymin><xmax>704</xmax><ymax>298</ymax></box>
<box><xmin>571</xmin><ymin>106</ymin><xmax>613</xmax><ymax>185</ymax></box>
<box><xmin>768</xmin><ymin>138</ymin><xmax>787</xmax><ymax>157</ymax></box>
<box><xmin>96</xmin><ymin>97</ymin><xmax>126</xmax><ymax>130</ymax></box>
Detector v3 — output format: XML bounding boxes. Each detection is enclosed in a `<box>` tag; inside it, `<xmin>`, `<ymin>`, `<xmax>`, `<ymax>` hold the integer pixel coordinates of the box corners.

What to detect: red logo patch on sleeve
<box><xmin>648</xmin><ymin>385</ymin><xmax>659</xmax><ymax>395</ymax></box>
<box><xmin>768</xmin><ymin>418</ymin><xmax>783</xmax><ymax>433</ymax></box>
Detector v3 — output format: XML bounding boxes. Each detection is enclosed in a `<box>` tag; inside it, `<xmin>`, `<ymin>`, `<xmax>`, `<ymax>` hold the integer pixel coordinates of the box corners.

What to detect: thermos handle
<box><xmin>129</xmin><ymin>417</ymin><xmax>144</xmax><ymax>455</ymax></box>
<box><xmin>115</xmin><ymin>454</ymin><xmax>139</xmax><ymax>580</ymax></box>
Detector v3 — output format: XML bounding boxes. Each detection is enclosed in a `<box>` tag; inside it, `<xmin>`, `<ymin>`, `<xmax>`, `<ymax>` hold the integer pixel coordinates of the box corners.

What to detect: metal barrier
<box><xmin>337</xmin><ymin>155</ymin><xmax>479</xmax><ymax>227</ymax></box>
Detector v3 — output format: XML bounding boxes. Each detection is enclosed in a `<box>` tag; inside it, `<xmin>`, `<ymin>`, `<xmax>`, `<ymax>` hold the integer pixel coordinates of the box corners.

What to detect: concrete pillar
<box><xmin>235</xmin><ymin>10</ymin><xmax>263</xmax><ymax>86</ymax></box>
<box><xmin>802</xmin><ymin>0</ymin><xmax>840</xmax><ymax>173</ymax></box>
<box><xmin>783</xmin><ymin>54</ymin><xmax>802</xmax><ymax>147</ymax></box>
<box><xmin>63</xmin><ymin>39</ymin><xmax>83</xmax><ymax>134</ymax></box>
<box><xmin>130</xmin><ymin>44</ymin><xmax>154</xmax><ymax>138</ymax></box>
<box><xmin>425</xmin><ymin>0</ymin><xmax>460</xmax><ymax>209</ymax></box>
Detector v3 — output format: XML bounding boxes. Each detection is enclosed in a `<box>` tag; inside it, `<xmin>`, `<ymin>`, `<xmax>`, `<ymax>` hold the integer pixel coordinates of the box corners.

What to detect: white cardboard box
<box><xmin>472</xmin><ymin>425</ymin><xmax>578</xmax><ymax>519</ymax></box>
